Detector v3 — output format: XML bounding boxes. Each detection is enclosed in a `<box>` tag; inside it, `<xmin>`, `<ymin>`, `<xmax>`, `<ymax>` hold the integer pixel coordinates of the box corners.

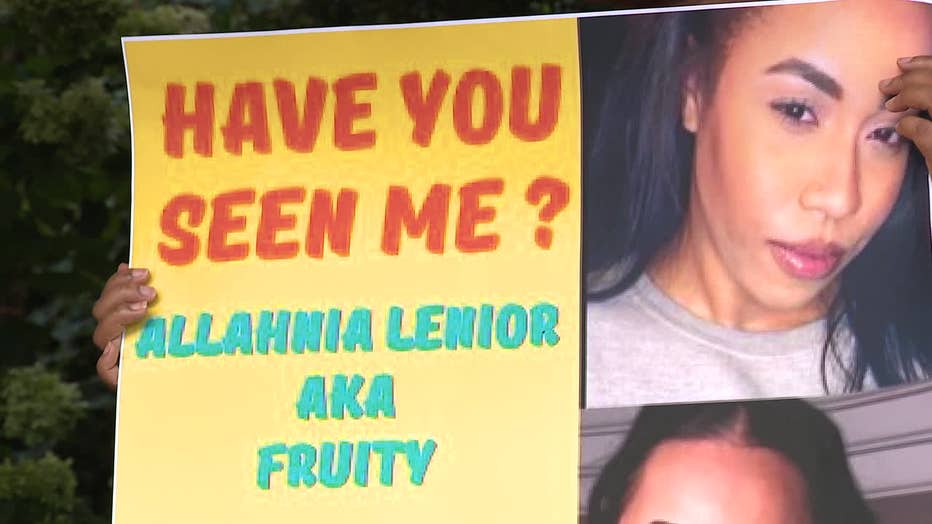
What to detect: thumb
<box><xmin>97</xmin><ymin>339</ymin><xmax>121</xmax><ymax>390</ymax></box>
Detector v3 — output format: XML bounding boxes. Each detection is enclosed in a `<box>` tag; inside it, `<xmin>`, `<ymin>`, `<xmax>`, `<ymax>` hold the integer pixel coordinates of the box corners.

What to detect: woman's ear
<box><xmin>681</xmin><ymin>35</ymin><xmax>702</xmax><ymax>134</ymax></box>
<box><xmin>682</xmin><ymin>71</ymin><xmax>702</xmax><ymax>134</ymax></box>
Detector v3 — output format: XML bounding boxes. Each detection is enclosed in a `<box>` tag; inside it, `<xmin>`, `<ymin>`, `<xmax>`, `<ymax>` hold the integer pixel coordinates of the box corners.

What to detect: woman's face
<box><xmin>682</xmin><ymin>0</ymin><xmax>932</xmax><ymax>318</ymax></box>
<box><xmin>617</xmin><ymin>439</ymin><xmax>812</xmax><ymax>524</ymax></box>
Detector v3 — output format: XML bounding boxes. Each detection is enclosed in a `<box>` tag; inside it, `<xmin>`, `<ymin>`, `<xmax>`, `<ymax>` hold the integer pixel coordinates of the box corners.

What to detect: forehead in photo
<box><xmin>587</xmin><ymin>400</ymin><xmax>874</xmax><ymax>524</ymax></box>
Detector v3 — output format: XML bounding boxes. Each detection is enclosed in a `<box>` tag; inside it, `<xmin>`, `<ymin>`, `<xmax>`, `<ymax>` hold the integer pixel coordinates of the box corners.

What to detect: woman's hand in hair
<box><xmin>882</xmin><ymin>56</ymin><xmax>932</xmax><ymax>173</ymax></box>
<box><xmin>91</xmin><ymin>263</ymin><xmax>156</xmax><ymax>389</ymax></box>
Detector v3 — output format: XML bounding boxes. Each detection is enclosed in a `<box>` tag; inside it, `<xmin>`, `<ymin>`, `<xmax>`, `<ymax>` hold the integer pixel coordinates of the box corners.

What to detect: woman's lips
<box><xmin>768</xmin><ymin>240</ymin><xmax>846</xmax><ymax>280</ymax></box>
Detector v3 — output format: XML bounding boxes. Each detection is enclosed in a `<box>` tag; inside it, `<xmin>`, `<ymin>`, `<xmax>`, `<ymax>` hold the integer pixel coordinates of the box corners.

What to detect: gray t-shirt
<box><xmin>586</xmin><ymin>274</ymin><xmax>863</xmax><ymax>408</ymax></box>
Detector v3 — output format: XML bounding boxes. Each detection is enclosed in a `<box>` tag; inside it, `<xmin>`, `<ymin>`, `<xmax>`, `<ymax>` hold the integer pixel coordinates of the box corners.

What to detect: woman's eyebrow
<box><xmin>765</xmin><ymin>58</ymin><xmax>843</xmax><ymax>100</ymax></box>
<box><xmin>649</xmin><ymin>521</ymin><xmax>680</xmax><ymax>524</ymax></box>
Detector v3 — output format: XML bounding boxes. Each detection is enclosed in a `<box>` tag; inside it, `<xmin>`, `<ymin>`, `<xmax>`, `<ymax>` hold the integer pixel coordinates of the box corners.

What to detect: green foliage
<box><xmin>4</xmin><ymin>0</ymin><xmax>123</xmax><ymax>65</ymax></box>
<box><xmin>0</xmin><ymin>454</ymin><xmax>77</xmax><ymax>524</ymax></box>
<box><xmin>17</xmin><ymin>77</ymin><xmax>123</xmax><ymax>165</ymax></box>
<box><xmin>2</xmin><ymin>366</ymin><xmax>86</xmax><ymax>448</ymax></box>
<box><xmin>116</xmin><ymin>5</ymin><xmax>211</xmax><ymax>37</ymax></box>
<box><xmin>0</xmin><ymin>367</ymin><xmax>98</xmax><ymax>523</ymax></box>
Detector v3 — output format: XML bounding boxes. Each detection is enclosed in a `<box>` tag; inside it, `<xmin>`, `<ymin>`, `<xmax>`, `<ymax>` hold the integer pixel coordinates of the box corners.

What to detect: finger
<box><xmin>898</xmin><ymin>115</ymin><xmax>932</xmax><ymax>173</ymax></box>
<box><xmin>886</xmin><ymin>88</ymin><xmax>932</xmax><ymax>114</ymax></box>
<box><xmin>93</xmin><ymin>281</ymin><xmax>150</xmax><ymax>320</ymax></box>
<box><xmin>880</xmin><ymin>70</ymin><xmax>932</xmax><ymax>103</ymax></box>
<box><xmin>897</xmin><ymin>55</ymin><xmax>932</xmax><ymax>72</ymax></box>
<box><xmin>97</xmin><ymin>339</ymin><xmax>121</xmax><ymax>390</ymax></box>
<box><xmin>92</xmin><ymin>281</ymin><xmax>156</xmax><ymax>321</ymax></box>
<box><xmin>101</xmin><ymin>265</ymin><xmax>149</xmax><ymax>296</ymax></box>
<box><xmin>880</xmin><ymin>75</ymin><xmax>905</xmax><ymax>96</ymax></box>
<box><xmin>101</xmin><ymin>264</ymin><xmax>132</xmax><ymax>293</ymax></box>
<box><xmin>100</xmin><ymin>266</ymin><xmax>149</xmax><ymax>300</ymax></box>
<box><xmin>92</xmin><ymin>305</ymin><xmax>149</xmax><ymax>350</ymax></box>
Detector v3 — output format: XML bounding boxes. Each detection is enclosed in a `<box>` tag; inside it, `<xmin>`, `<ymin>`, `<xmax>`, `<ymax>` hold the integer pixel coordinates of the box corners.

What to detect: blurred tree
<box><xmin>1</xmin><ymin>0</ymin><xmax>603</xmax><ymax>521</ymax></box>
<box><xmin>0</xmin><ymin>366</ymin><xmax>87</xmax><ymax>523</ymax></box>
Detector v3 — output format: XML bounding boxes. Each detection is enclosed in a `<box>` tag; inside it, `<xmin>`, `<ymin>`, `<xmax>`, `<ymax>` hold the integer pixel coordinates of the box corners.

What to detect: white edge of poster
<box><xmin>111</xmin><ymin>38</ymin><xmax>135</xmax><ymax>524</ymax></box>
<box><xmin>118</xmin><ymin>0</ymin><xmax>836</xmax><ymax>43</ymax></box>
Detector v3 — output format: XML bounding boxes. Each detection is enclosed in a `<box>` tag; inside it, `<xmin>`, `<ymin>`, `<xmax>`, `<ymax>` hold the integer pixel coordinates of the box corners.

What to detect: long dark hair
<box><xmin>582</xmin><ymin>6</ymin><xmax>932</xmax><ymax>392</ymax></box>
<box><xmin>586</xmin><ymin>399</ymin><xmax>875</xmax><ymax>524</ymax></box>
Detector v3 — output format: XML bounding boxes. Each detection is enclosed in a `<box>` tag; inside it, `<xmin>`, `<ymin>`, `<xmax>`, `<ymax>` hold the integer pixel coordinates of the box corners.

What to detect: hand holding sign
<box><xmin>91</xmin><ymin>263</ymin><xmax>155</xmax><ymax>389</ymax></box>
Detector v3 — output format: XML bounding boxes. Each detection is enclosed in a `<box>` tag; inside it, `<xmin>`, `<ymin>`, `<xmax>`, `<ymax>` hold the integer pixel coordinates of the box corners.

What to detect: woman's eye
<box><xmin>770</xmin><ymin>100</ymin><xmax>818</xmax><ymax>126</ymax></box>
<box><xmin>867</xmin><ymin>127</ymin><xmax>904</xmax><ymax>148</ymax></box>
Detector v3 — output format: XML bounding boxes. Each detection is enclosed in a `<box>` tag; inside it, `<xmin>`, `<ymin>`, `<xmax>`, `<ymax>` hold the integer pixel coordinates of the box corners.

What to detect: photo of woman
<box><xmin>583</xmin><ymin>0</ymin><xmax>932</xmax><ymax>407</ymax></box>
<box><xmin>585</xmin><ymin>399</ymin><xmax>875</xmax><ymax>524</ymax></box>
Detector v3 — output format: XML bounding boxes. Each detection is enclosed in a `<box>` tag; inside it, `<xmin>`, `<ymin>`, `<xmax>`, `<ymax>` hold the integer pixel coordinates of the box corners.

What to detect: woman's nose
<box><xmin>799</xmin><ymin>149</ymin><xmax>862</xmax><ymax>220</ymax></box>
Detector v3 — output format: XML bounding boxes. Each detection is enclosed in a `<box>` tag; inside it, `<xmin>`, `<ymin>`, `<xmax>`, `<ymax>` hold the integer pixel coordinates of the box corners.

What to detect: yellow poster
<box><xmin>118</xmin><ymin>17</ymin><xmax>580</xmax><ymax>523</ymax></box>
